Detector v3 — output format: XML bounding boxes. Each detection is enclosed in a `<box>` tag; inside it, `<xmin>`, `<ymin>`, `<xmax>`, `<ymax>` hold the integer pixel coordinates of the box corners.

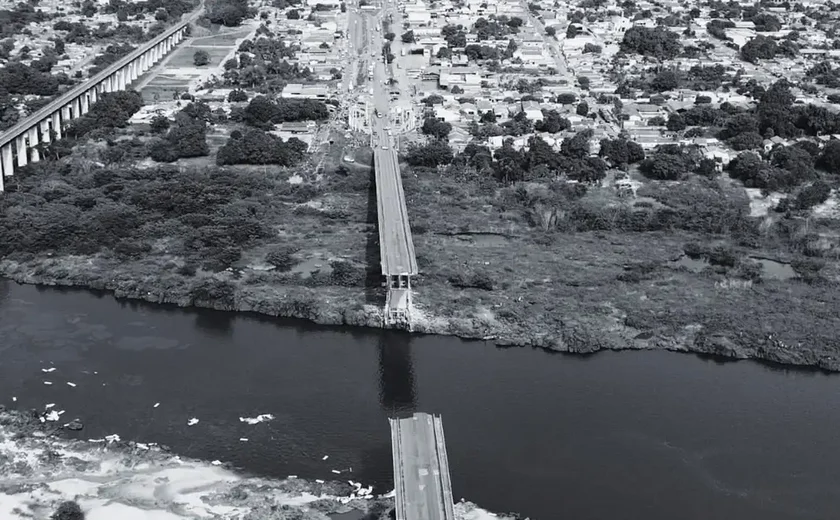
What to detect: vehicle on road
<box><xmin>381</xmin><ymin>145</ymin><xmax>389</xmax><ymax>150</ymax></box>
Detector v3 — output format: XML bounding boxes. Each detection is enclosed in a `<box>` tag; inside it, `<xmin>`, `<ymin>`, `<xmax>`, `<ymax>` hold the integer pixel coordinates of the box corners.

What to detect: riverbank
<box><xmin>2</xmin><ymin>234</ymin><xmax>839</xmax><ymax>372</ymax></box>
<box><xmin>1</xmin><ymin>152</ymin><xmax>839</xmax><ymax>372</ymax></box>
<box><xmin>0</xmin><ymin>407</ymin><xmax>512</xmax><ymax>520</ymax></box>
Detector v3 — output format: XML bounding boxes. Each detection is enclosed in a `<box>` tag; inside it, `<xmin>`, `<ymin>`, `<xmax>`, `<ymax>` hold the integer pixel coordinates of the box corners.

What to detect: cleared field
<box><xmin>138</xmin><ymin>28</ymin><xmax>252</xmax><ymax>103</ymax></box>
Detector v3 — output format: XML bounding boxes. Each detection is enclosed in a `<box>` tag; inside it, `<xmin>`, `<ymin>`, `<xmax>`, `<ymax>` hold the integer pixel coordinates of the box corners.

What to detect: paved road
<box><xmin>364</xmin><ymin>4</ymin><xmax>417</xmax><ymax>277</ymax></box>
<box><xmin>390</xmin><ymin>414</ymin><xmax>455</xmax><ymax>520</ymax></box>
<box><xmin>523</xmin><ymin>3</ymin><xmax>569</xmax><ymax>77</ymax></box>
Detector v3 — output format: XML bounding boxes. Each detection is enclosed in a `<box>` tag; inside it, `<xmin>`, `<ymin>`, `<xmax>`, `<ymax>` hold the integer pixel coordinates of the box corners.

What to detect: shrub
<box><xmin>193</xmin><ymin>50</ymin><xmax>210</xmax><ymax>66</ymax></box>
<box><xmin>265</xmin><ymin>246</ymin><xmax>298</xmax><ymax>271</ymax></box>
<box><xmin>51</xmin><ymin>501</ymin><xmax>84</xmax><ymax>520</ymax></box>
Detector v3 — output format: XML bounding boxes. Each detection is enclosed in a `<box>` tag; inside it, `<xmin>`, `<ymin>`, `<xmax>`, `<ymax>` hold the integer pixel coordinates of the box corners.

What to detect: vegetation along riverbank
<box><xmin>1</xmin><ymin>86</ymin><xmax>839</xmax><ymax>372</ymax></box>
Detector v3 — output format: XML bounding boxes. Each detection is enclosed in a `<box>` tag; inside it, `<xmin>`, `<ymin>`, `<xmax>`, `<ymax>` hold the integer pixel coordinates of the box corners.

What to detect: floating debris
<box><xmin>41</xmin><ymin>411</ymin><xmax>60</xmax><ymax>422</ymax></box>
<box><xmin>41</xmin><ymin>368</ymin><xmax>56</xmax><ymax>373</ymax></box>
<box><xmin>104</xmin><ymin>434</ymin><xmax>121</xmax><ymax>443</ymax></box>
<box><xmin>239</xmin><ymin>414</ymin><xmax>274</xmax><ymax>425</ymax></box>
<box><xmin>66</xmin><ymin>382</ymin><xmax>77</xmax><ymax>387</ymax></box>
<box><xmin>331</xmin><ymin>469</ymin><xmax>341</xmax><ymax>474</ymax></box>
<box><xmin>239</xmin><ymin>438</ymin><xmax>249</xmax><ymax>442</ymax></box>
<box><xmin>211</xmin><ymin>460</ymin><xmax>222</xmax><ymax>466</ymax></box>
<box><xmin>45</xmin><ymin>403</ymin><xmax>55</xmax><ymax>409</ymax></box>
<box><xmin>135</xmin><ymin>443</ymin><xmax>150</xmax><ymax>450</ymax></box>
<box><xmin>315</xmin><ymin>479</ymin><xmax>325</xmax><ymax>484</ymax></box>
<box><xmin>11</xmin><ymin>397</ymin><xmax>15</xmax><ymax>402</ymax></box>
<box><xmin>322</xmin><ymin>455</ymin><xmax>329</xmax><ymax>461</ymax></box>
<box><xmin>288</xmin><ymin>475</ymin><xmax>298</xmax><ymax>479</ymax></box>
<box><xmin>43</xmin><ymin>381</ymin><xmax>52</xmax><ymax>385</ymax></box>
<box><xmin>154</xmin><ymin>403</ymin><xmax>160</xmax><ymax>408</ymax></box>
<box><xmin>187</xmin><ymin>418</ymin><xmax>199</xmax><ymax>426</ymax></box>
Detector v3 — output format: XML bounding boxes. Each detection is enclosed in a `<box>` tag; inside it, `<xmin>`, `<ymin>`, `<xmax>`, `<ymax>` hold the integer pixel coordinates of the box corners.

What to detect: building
<box><xmin>281</xmin><ymin>83</ymin><xmax>330</xmax><ymax>100</ymax></box>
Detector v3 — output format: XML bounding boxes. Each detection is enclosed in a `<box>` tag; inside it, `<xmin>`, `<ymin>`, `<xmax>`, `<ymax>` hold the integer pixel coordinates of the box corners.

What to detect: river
<box><xmin>1</xmin><ymin>280</ymin><xmax>838</xmax><ymax>520</ymax></box>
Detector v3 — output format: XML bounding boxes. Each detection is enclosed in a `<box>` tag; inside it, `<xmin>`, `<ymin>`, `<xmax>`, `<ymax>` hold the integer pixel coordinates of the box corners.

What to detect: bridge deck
<box><xmin>389</xmin><ymin>413</ymin><xmax>456</xmax><ymax>520</ymax></box>
<box><xmin>374</xmin><ymin>146</ymin><xmax>417</xmax><ymax>276</ymax></box>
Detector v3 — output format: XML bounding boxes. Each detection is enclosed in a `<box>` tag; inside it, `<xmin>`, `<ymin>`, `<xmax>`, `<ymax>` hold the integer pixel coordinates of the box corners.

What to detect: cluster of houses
<box><xmin>387</xmin><ymin>0</ymin><xmax>840</xmax><ymax>176</ymax></box>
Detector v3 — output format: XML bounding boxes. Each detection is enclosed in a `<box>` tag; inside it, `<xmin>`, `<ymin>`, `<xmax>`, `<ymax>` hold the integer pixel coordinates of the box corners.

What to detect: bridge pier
<box><xmin>0</xmin><ymin>22</ymin><xmax>190</xmax><ymax>189</ymax></box>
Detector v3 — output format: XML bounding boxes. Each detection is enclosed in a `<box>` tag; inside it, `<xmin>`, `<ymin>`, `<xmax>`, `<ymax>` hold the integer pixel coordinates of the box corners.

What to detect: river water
<box><xmin>1</xmin><ymin>280</ymin><xmax>838</xmax><ymax>520</ymax></box>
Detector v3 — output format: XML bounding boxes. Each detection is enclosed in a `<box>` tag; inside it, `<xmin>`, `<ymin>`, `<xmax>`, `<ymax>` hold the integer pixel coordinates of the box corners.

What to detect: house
<box><xmin>521</xmin><ymin>100</ymin><xmax>543</xmax><ymax>121</ymax></box>
<box><xmin>281</xmin><ymin>83</ymin><xmax>330</xmax><ymax>100</ymax></box>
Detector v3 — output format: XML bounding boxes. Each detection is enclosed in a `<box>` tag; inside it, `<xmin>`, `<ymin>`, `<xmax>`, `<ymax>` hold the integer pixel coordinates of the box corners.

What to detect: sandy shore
<box><xmin>0</xmin><ymin>408</ymin><xmax>513</xmax><ymax>520</ymax></box>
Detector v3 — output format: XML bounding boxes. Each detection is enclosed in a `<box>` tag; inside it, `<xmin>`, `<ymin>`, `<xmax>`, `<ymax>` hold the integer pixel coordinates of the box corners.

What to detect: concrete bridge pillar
<box><xmin>72</xmin><ymin>98</ymin><xmax>81</xmax><ymax>118</ymax></box>
<box><xmin>51</xmin><ymin>112</ymin><xmax>62</xmax><ymax>140</ymax></box>
<box><xmin>1</xmin><ymin>145</ymin><xmax>13</xmax><ymax>177</ymax></box>
<box><xmin>80</xmin><ymin>93</ymin><xmax>89</xmax><ymax>115</ymax></box>
<box><xmin>89</xmin><ymin>87</ymin><xmax>98</xmax><ymax>105</ymax></box>
<box><xmin>28</xmin><ymin>128</ymin><xmax>39</xmax><ymax>163</ymax></box>
<box><xmin>116</xmin><ymin>69</ymin><xmax>126</xmax><ymax>91</ymax></box>
<box><xmin>39</xmin><ymin>119</ymin><xmax>51</xmax><ymax>144</ymax></box>
<box><xmin>128</xmin><ymin>62</ymin><xmax>137</xmax><ymax>82</ymax></box>
<box><xmin>15</xmin><ymin>135</ymin><xmax>26</xmax><ymax>167</ymax></box>
<box><xmin>61</xmin><ymin>105</ymin><xmax>71</xmax><ymax>122</ymax></box>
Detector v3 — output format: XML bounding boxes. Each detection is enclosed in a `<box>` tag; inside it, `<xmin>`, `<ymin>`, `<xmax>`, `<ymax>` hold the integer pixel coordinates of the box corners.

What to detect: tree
<box><xmin>545</xmin><ymin>26</ymin><xmax>556</xmax><ymax>37</ymax></box>
<box><xmin>150</xmin><ymin>114</ymin><xmax>170</xmax><ymax>134</ymax></box>
<box><xmin>666</xmin><ymin>113</ymin><xmax>686</xmax><ymax>132</ymax></box>
<box><xmin>287</xmin><ymin>8</ymin><xmax>300</xmax><ymax>19</ymax></box>
<box><xmin>401</xmin><ymin>30</ymin><xmax>415</xmax><ymax>43</ymax></box>
<box><xmin>404</xmin><ymin>139</ymin><xmax>453</xmax><ymax>167</ymax></box>
<box><xmin>421</xmin><ymin>94</ymin><xmax>444</xmax><ymax>106</ymax></box>
<box><xmin>599</xmin><ymin>138</ymin><xmax>645</xmax><ymax>166</ymax></box>
<box><xmin>561</xmin><ymin>129</ymin><xmax>594</xmax><ymax>158</ymax></box>
<box><xmin>193</xmin><ymin>50</ymin><xmax>210</xmax><ymax>66</ymax></box>
<box><xmin>583</xmin><ymin>43</ymin><xmax>602</xmax><ymax>54</ymax></box>
<box><xmin>728</xmin><ymin>132</ymin><xmax>764</xmax><ymax>151</ymax></box>
<box><xmin>651</xmin><ymin>70</ymin><xmax>680</xmax><ymax>92</ymax></box>
<box><xmin>639</xmin><ymin>153</ymin><xmax>687</xmax><ymax>180</ymax></box>
<box><xmin>207</xmin><ymin>0</ymin><xmax>250</xmax><ymax>26</ymax></box>
<box><xmin>818</xmin><ymin>140</ymin><xmax>840</xmax><ymax>174</ymax></box>
<box><xmin>556</xmin><ymin>93</ymin><xmax>576</xmax><ymax>105</ymax></box>
<box><xmin>52</xmin><ymin>501</ymin><xmax>84</xmax><ymax>520</ymax></box>
<box><xmin>421</xmin><ymin>117</ymin><xmax>452</xmax><ymax>140</ymax></box>
<box><xmin>621</xmin><ymin>26</ymin><xmax>682</xmax><ymax>59</ymax></box>
<box><xmin>576</xmin><ymin>101</ymin><xmax>589</xmax><ymax>116</ymax></box>
<box><xmin>53</xmin><ymin>38</ymin><xmax>65</xmax><ymax>55</ymax></box>
<box><xmin>384</xmin><ymin>32</ymin><xmax>395</xmax><ymax>42</ymax></box>
<box><xmin>535</xmin><ymin>109</ymin><xmax>571</xmax><ymax>133</ymax></box>
<box><xmin>228</xmin><ymin>89</ymin><xmax>248</xmax><ymax>102</ymax></box>
<box><xmin>216</xmin><ymin>128</ymin><xmax>307</xmax><ymax>165</ymax></box>
<box><xmin>741</xmin><ymin>35</ymin><xmax>777</xmax><ymax>63</ymax></box>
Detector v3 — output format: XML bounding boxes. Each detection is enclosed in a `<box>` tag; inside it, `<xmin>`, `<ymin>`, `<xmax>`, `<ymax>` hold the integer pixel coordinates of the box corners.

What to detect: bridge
<box><xmin>389</xmin><ymin>413</ymin><xmax>456</xmax><ymax>520</ymax></box>
<box><xmin>0</xmin><ymin>13</ymin><xmax>197</xmax><ymax>191</ymax></box>
<box><xmin>368</xmin><ymin>15</ymin><xmax>417</xmax><ymax>327</ymax></box>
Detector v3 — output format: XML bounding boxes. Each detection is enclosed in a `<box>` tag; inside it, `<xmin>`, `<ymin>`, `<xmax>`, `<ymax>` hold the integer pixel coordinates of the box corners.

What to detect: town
<box><xmin>1</xmin><ymin>1</ymin><xmax>840</xmax><ymax>519</ymax></box>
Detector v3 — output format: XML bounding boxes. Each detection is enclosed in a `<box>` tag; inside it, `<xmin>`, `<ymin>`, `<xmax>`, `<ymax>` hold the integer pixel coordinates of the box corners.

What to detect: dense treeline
<box><xmin>216</xmin><ymin>129</ymin><xmax>307</xmax><ymax>165</ymax></box>
<box><xmin>234</xmin><ymin>96</ymin><xmax>330</xmax><ymax>128</ymax></box>
<box><xmin>0</xmin><ymin>162</ymin><xmax>309</xmax><ymax>272</ymax></box>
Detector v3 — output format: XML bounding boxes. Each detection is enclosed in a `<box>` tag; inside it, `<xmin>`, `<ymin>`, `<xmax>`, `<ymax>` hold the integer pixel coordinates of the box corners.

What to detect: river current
<box><xmin>0</xmin><ymin>280</ymin><xmax>838</xmax><ymax>520</ymax></box>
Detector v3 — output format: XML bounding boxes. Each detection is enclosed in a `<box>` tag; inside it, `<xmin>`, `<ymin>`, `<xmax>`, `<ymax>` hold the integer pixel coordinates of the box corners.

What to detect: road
<box><xmin>390</xmin><ymin>414</ymin><xmax>456</xmax><ymax>520</ymax></box>
<box><xmin>523</xmin><ymin>3</ymin><xmax>569</xmax><ymax>77</ymax></box>
<box><xmin>362</xmin><ymin>1</ymin><xmax>417</xmax><ymax>277</ymax></box>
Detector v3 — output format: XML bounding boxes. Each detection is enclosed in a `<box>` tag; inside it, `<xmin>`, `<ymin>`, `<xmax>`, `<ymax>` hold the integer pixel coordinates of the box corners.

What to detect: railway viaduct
<box><xmin>0</xmin><ymin>17</ymin><xmax>195</xmax><ymax>191</ymax></box>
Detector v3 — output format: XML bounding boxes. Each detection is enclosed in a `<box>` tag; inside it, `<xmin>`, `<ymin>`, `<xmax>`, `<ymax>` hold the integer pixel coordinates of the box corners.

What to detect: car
<box><xmin>387</xmin><ymin>130</ymin><xmax>392</xmax><ymax>136</ymax></box>
<box><xmin>381</xmin><ymin>145</ymin><xmax>389</xmax><ymax>150</ymax></box>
